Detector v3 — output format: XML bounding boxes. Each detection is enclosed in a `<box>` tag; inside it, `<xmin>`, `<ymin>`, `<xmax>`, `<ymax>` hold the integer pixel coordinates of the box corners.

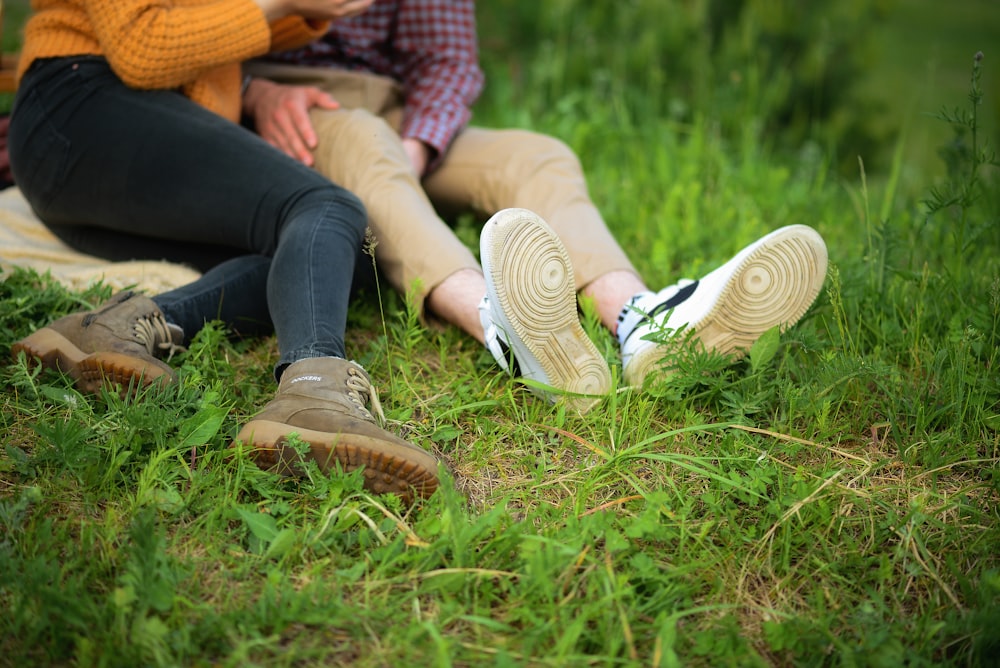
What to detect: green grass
<box><xmin>2</xmin><ymin>2</ymin><xmax>1000</xmax><ymax>666</ymax></box>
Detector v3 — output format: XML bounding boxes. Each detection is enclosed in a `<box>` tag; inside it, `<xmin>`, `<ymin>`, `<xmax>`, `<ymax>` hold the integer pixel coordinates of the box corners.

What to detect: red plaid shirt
<box><xmin>269</xmin><ymin>0</ymin><xmax>484</xmax><ymax>159</ymax></box>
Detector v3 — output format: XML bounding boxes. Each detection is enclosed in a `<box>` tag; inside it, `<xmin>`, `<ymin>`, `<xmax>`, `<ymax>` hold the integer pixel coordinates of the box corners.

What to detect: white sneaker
<box><xmin>618</xmin><ymin>224</ymin><xmax>828</xmax><ymax>386</ymax></box>
<box><xmin>480</xmin><ymin>208</ymin><xmax>612</xmax><ymax>412</ymax></box>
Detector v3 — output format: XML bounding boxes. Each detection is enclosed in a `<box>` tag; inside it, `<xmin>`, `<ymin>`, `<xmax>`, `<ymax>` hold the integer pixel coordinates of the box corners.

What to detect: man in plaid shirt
<box><xmin>242</xmin><ymin>0</ymin><xmax>828</xmax><ymax>411</ymax></box>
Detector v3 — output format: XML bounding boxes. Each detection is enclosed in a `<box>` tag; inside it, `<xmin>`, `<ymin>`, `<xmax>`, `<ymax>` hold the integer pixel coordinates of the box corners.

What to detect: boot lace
<box><xmin>133</xmin><ymin>313</ymin><xmax>186</xmax><ymax>362</ymax></box>
<box><xmin>345</xmin><ymin>364</ymin><xmax>386</xmax><ymax>427</ymax></box>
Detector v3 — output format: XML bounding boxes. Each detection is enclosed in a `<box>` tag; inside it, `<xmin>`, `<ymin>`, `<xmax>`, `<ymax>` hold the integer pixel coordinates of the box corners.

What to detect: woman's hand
<box><xmin>254</xmin><ymin>0</ymin><xmax>374</xmax><ymax>21</ymax></box>
<box><xmin>244</xmin><ymin>79</ymin><xmax>339</xmax><ymax>166</ymax></box>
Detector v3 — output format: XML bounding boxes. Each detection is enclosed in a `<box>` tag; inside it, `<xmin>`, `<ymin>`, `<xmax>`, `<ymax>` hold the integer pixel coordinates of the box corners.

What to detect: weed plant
<box><xmin>2</xmin><ymin>16</ymin><xmax>999</xmax><ymax>668</ymax></box>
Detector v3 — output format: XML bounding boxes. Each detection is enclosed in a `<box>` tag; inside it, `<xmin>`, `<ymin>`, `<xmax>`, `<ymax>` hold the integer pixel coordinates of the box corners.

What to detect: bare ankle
<box><xmin>427</xmin><ymin>268</ymin><xmax>488</xmax><ymax>343</ymax></box>
<box><xmin>580</xmin><ymin>270</ymin><xmax>649</xmax><ymax>334</ymax></box>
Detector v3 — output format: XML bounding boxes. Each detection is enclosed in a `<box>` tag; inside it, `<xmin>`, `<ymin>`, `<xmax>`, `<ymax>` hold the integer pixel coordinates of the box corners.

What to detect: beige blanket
<box><xmin>0</xmin><ymin>186</ymin><xmax>201</xmax><ymax>294</ymax></box>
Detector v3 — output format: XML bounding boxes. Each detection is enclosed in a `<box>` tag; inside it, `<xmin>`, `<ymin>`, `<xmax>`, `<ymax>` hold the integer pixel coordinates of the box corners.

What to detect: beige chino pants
<box><xmin>244</xmin><ymin>62</ymin><xmax>637</xmax><ymax>312</ymax></box>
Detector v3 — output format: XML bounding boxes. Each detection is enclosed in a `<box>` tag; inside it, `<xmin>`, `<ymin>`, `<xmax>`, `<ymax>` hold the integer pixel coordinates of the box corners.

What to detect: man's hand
<box><xmin>401</xmin><ymin>137</ymin><xmax>431</xmax><ymax>177</ymax></box>
<box><xmin>244</xmin><ymin>79</ymin><xmax>339</xmax><ymax>166</ymax></box>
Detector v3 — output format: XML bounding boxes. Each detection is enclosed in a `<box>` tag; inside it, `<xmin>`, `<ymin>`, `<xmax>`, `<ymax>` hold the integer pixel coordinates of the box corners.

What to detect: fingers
<box><xmin>270</xmin><ymin>103</ymin><xmax>316</xmax><ymax>165</ymax></box>
<box><xmin>338</xmin><ymin>0</ymin><xmax>375</xmax><ymax>19</ymax></box>
<box><xmin>256</xmin><ymin>87</ymin><xmax>339</xmax><ymax>167</ymax></box>
<box><xmin>309</xmin><ymin>89</ymin><xmax>341</xmax><ymax>111</ymax></box>
<box><xmin>287</xmin><ymin>0</ymin><xmax>374</xmax><ymax>21</ymax></box>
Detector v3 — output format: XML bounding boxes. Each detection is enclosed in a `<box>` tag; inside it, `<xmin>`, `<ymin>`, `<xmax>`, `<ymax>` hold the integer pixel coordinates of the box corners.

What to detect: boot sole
<box><xmin>481</xmin><ymin>208</ymin><xmax>612</xmax><ymax>412</ymax></box>
<box><xmin>236</xmin><ymin>419</ymin><xmax>440</xmax><ymax>502</ymax></box>
<box><xmin>624</xmin><ymin>225</ymin><xmax>828</xmax><ymax>385</ymax></box>
<box><xmin>12</xmin><ymin>327</ymin><xmax>173</xmax><ymax>395</ymax></box>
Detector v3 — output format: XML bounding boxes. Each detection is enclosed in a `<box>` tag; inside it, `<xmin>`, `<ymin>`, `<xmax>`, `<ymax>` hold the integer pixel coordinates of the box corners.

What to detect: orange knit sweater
<box><xmin>18</xmin><ymin>0</ymin><xmax>328</xmax><ymax>122</ymax></box>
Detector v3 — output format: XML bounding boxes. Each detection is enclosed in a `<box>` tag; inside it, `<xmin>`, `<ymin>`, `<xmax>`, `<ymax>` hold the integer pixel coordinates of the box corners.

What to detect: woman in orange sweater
<box><xmin>7</xmin><ymin>0</ymin><xmax>440</xmax><ymax>503</ymax></box>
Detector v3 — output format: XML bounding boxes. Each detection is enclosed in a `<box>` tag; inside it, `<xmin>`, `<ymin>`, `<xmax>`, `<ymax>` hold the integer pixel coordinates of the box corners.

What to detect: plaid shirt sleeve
<box><xmin>393</xmin><ymin>0</ymin><xmax>484</xmax><ymax>160</ymax></box>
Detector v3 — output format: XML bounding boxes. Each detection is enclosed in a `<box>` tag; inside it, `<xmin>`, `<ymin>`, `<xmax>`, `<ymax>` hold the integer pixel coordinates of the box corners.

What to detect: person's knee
<box><xmin>290</xmin><ymin>184</ymin><xmax>368</xmax><ymax>242</ymax></box>
<box><xmin>333</xmin><ymin>186</ymin><xmax>365</xmax><ymax>217</ymax></box>
<box><xmin>502</xmin><ymin>130</ymin><xmax>585</xmax><ymax>179</ymax></box>
<box><xmin>326</xmin><ymin>187</ymin><xmax>368</xmax><ymax>239</ymax></box>
<box><xmin>335</xmin><ymin>108</ymin><xmax>395</xmax><ymax>137</ymax></box>
<box><xmin>313</xmin><ymin>108</ymin><xmax>407</xmax><ymax>167</ymax></box>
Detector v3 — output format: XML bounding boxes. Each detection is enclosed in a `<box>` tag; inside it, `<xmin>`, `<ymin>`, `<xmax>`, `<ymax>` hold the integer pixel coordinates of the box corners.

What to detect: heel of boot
<box><xmin>78</xmin><ymin>352</ymin><xmax>175</xmax><ymax>396</ymax></box>
<box><xmin>11</xmin><ymin>328</ymin><xmax>88</xmax><ymax>377</ymax></box>
<box><xmin>235</xmin><ymin>419</ymin><xmax>440</xmax><ymax>502</ymax></box>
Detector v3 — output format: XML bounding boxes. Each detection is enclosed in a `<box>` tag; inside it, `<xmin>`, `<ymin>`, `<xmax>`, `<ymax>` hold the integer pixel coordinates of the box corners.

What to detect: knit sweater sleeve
<box><xmin>269</xmin><ymin>17</ymin><xmax>330</xmax><ymax>53</ymax></box>
<box><xmin>83</xmin><ymin>0</ymin><xmax>273</xmax><ymax>89</ymax></box>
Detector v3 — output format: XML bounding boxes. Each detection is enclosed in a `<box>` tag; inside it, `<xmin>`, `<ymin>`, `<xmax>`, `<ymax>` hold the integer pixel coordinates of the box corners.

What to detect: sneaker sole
<box><xmin>481</xmin><ymin>208</ymin><xmax>612</xmax><ymax>412</ymax></box>
<box><xmin>12</xmin><ymin>327</ymin><xmax>174</xmax><ymax>395</ymax></box>
<box><xmin>237</xmin><ymin>419</ymin><xmax>440</xmax><ymax>502</ymax></box>
<box><xmin>624</xmin><ymin>225</ymin><xmax>828</xmax><ymax>385</ymax></box>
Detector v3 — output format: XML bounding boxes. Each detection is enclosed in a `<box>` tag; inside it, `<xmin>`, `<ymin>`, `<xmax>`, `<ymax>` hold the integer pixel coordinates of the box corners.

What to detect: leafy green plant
<box><xmin>926</xmin><ymin>51</ymin><xmax>1000</xmax><ymax>281</ymax></box>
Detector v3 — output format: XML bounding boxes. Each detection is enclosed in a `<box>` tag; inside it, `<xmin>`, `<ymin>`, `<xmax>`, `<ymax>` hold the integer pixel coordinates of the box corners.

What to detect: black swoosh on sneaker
<box><xmin>497</xmin><ymin>337</ymin><xmax>522</xmax><ymax>377</ymax></box>
<box><xmin>620</xmin><ymin>280</ymin><xmax>700</xmax><ymax>346</ymax></box>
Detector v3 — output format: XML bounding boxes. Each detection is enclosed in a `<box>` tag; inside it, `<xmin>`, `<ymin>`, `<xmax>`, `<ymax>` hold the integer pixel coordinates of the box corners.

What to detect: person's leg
<box><xmin>9</xmin><ymin>57</ymin><xmax>358</xmax><ymax>367</ymax></box>
<box><xmin>440</xmin><ymin>131</ymin><xmax>827</xmax><ymax>390</ymax></box>
<box><xmin>428</xmin><ymin>128</ymin><xmax>830</xmax><ymax>389</ymax></box>
<box><xmin>245</xmin><ymin>62</ymin><xmax>483</xmax><ymax>332</ymax></box>
<box><xmin>425</xmin><ymin>268</ymin><xmax>488</xmax><ymax>343</ymax></box>
<box><xmin>423</xmin><ymin>127</ymin><xmax>643</xmax><ymax>331</ymax></box>
<box><xmin>300</xmin><ymin>103</ymin><xmax>616</xmax><ymax>408</ymax></box>
<box><xmin>417</xmin><ymin>128</ymin><xmax>630</xmax><ymax>407</ymax></box>
<box><xmin>615</xmin><ymin>225</ymin><xmax>829</xmax><ymax>385</ymax></box>
<box><xmin>9</xmin><ymin>57</ymin><xmax>439</xmax><ymax>499</ymax></box>
<box><xmin>306</xmin><ymin>107</ymin><xmax>481</xmax><ymax>321</ymax></box>
<box><xmin>479</xmin><ymin>209</ymin><xmax>612</xmax><ymax>412</ymax></box>
<box><xmin>45</xmin><ymin>221</ymin><xmax>249</xmax><ymax>274</ymax></box>
<box><xmin>245</xmin><ymin>66</ymin><xmax>614</xmax><ymax>407</ymax></box>
<box><xmin>153</xmin><ymin>255</ymin><xmax>274</xmax><ymax>340</ymax></box>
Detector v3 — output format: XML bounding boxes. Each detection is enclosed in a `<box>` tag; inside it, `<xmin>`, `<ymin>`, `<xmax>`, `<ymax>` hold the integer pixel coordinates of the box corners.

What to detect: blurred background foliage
<box><xmin>475</xmin><ymin>0</ymin><xmax>999</xmax><ymax>182</ymax></box>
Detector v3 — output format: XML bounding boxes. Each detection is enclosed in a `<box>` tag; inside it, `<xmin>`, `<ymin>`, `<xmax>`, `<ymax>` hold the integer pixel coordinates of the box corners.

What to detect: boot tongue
<box><xmin>82</xmin><ymin>290</ymin><xmax>136</xmax><ymax>327</ymax></box>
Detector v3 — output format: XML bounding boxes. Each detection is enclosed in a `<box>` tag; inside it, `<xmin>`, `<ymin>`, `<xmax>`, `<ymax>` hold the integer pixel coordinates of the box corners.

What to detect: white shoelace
<box><xmin>133</xmin><ymin>314</ymin><xmax>186</xmax><ymax>361</ymax></box>
<box><xmin>345</xmin><ymin>364</ymin><xmax>386</xmax><ymax>427</ymax></box>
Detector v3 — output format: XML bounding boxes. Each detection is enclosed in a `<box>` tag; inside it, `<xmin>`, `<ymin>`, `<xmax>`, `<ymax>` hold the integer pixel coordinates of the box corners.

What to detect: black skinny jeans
<box><xmin>8</xmin><ymin>57</ymin><xmax>366</xmax><ymax>374</ymax></box>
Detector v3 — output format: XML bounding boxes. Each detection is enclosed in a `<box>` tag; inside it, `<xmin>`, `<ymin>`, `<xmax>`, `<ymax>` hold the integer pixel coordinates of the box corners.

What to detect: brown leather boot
<box><xmin>235</xmin><ymin>357</ymin><xmax>440</xmax><ymax>502</ymax></box>
<box><xmin>11</xmin><ymin>291</ymin><xmax>183</xmax><ymax>395</ymax></box>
